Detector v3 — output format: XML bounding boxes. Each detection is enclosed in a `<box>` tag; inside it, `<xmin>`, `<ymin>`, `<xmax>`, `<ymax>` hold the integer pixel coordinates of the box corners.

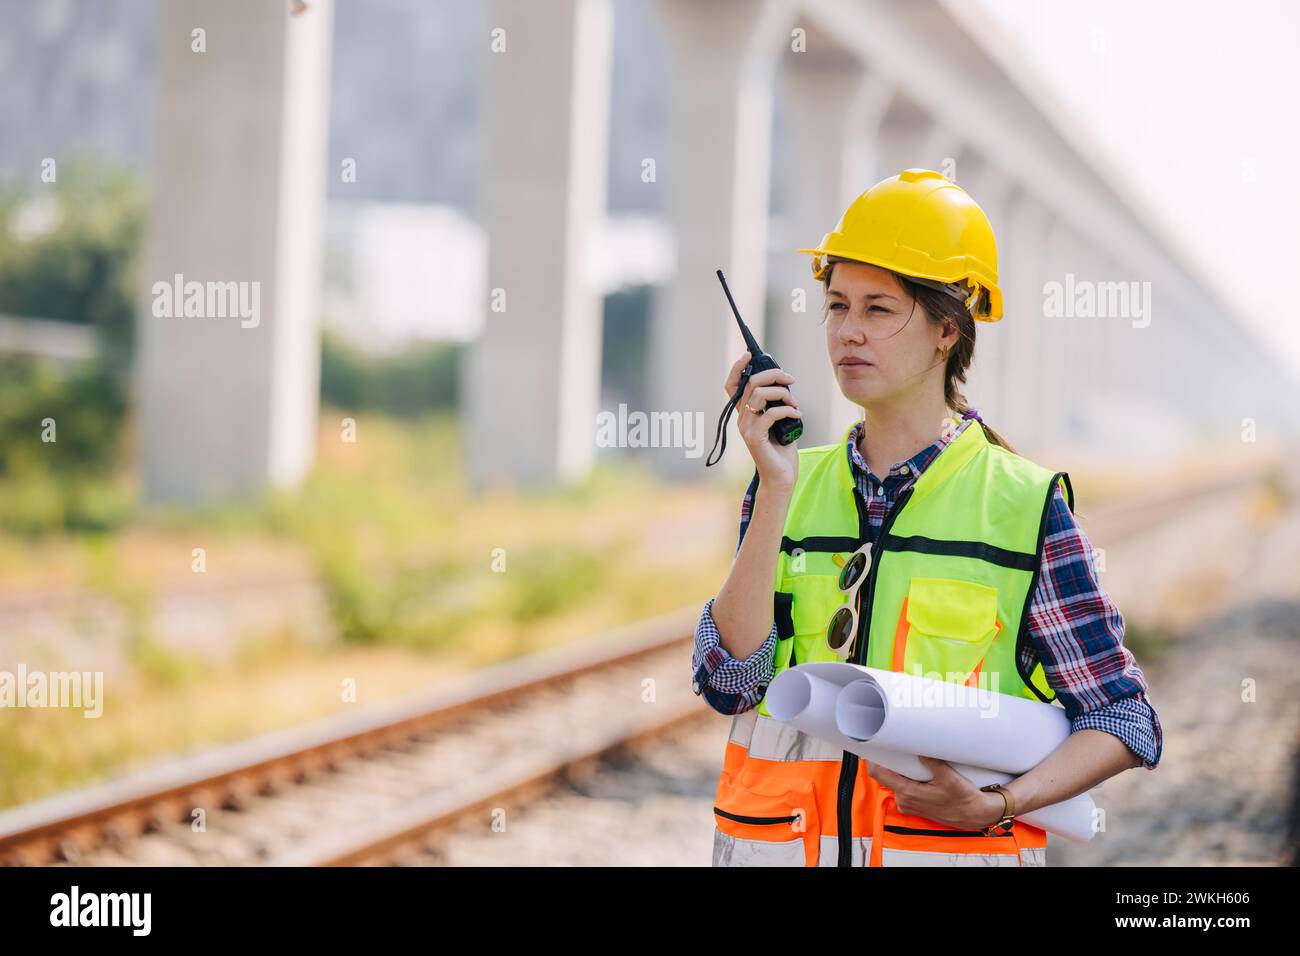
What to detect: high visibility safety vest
<box><xmin>711</xmin><ymin>418</ymin><xmax>1075</xmax><ymax>867</ymax></box>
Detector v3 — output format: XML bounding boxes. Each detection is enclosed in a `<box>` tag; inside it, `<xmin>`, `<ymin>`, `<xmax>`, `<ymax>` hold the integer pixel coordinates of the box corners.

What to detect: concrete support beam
<box><xmin>648</xmin><ymin>0</ymin><xmax>791</xmax><ymax>479</ymax></box>
<box><xmin>779</xmin><ymin>57</ymin><xmax>892</xmax><ymax>445</ymax></box>
<box><xmin>875</xmin><ymin>93</ymin><xmax>933</xmax><ymax>175</ymax></box>
<box><xmin>921</xmin><ymin>123</ymin><xmax>963</xmax><ymax>178</ymax></box>
<box><xmin>997</xmin><ymin>191</ymin><xmax>1053</xmax><ymax>455</ymax></box>
<box><xmin>951</xmin><ymin>154</ymin><xmax>1015</xmax><ymax>430</ymax></box>
<box><xmin>1090</xmin><ymin>246</ymin><xmax>1176</xmax><ymax>452</ymax></box>
<box><xmin>1043</xmin><ymin>223</ymin><xmax>1095</xmax><ymax>453</ymax></box>
<box><xmin>137</xmin><ymin>0</ymin><xmax>332</xmax><ymax>503</ymax></box>
<box><xmin>463</xmin><ymin>0</ymin><xmax>613</xmax><ymax>489</ymax></box>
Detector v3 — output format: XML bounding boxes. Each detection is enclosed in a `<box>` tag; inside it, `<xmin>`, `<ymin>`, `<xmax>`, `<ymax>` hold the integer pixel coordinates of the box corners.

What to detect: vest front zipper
<box><xmin>836</xmin><ymin>484</ymin><xmax>914</xmax><ymax>867</ymax></box>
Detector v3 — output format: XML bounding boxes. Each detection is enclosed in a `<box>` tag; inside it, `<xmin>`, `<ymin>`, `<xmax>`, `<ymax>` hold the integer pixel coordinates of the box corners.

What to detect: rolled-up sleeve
<box><xmin>692</xmin><ymin>596</ymin><xmax>777</xmax><ymax>716</ymax></box>
<box><xmin>1025</xmin><ymin>483</ymin><xmax>1164</xmax><ymax>770</ymax></box>
<box><xmin>1070</xmin><ymin>693</ymin><xmax>1163</xmax><ymax>770</ymax></box>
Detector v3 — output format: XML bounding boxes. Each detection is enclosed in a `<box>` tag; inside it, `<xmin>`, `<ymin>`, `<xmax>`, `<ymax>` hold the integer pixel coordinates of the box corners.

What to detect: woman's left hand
<box><xmin>867</xmin><ymin>757</ymin><xmax>1006</xmax><ymax>830</ymax></box>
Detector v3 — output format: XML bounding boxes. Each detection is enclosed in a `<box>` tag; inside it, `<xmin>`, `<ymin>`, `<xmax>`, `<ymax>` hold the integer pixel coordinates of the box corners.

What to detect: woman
<box><xmin>692</xmin><ymin>169</ymin><xmax>1163</xmax><ymax>867</ymax></box>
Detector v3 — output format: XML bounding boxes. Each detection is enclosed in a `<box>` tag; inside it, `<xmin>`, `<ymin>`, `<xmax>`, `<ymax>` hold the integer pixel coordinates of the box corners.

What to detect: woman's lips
<box><xmin>839</xmin><ymin>358</ymin><xmax>873</xmax><ymax>367</ymax></box>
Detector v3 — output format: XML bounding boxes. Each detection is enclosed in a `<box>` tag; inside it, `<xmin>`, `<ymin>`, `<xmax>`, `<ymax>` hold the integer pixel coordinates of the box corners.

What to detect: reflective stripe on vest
<box><xmin>712</xmin><ymin>419</ymin><xmax>1070</xmax><ymax>866</ymax></box>
<box><xmin>712</xmin><ymin>830</ymin><xmax>1047</xmax><ymax>867</ymax></box>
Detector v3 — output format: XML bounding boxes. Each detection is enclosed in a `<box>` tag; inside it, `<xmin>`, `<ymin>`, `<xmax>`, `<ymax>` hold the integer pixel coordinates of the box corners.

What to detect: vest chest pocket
<box><xmin>893</xmin><ymin>577</ymin><xmax>1001</xmax><ymax>686</ymax></box>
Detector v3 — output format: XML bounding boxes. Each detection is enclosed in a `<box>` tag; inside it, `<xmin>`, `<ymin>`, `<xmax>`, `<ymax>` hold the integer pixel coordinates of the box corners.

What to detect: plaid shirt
<box><xmin>691</xmin><ymin>412</ymin><xmax>1163</xmax><ymax>770</ymax></box>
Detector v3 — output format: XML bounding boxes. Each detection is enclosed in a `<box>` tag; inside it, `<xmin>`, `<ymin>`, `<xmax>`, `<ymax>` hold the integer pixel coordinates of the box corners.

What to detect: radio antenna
<box><xmin>716</xmin><ymin>270</ymin><xmax>763</xmax><ymax>356</ymax></box>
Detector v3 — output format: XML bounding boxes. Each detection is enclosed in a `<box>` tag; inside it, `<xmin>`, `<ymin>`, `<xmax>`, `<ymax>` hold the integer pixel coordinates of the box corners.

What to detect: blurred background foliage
<box><xmin>0</xmin><ymin>357</ymin><xmax>132</xmax><ymax>533</ymax></box>
<box><xmin>0</xmin><ymin>155</ymin><xmax>144</xmax><ymax>370</ymax></box>
<box><xmin>320</xmin><ymin>331</ymin><xmax>460</xmax><ymax>416</ymax></box>
<box><xmin>0</xmin><ymin>156</ymin><xmax>143</xmax><ymax>533</ymax></box>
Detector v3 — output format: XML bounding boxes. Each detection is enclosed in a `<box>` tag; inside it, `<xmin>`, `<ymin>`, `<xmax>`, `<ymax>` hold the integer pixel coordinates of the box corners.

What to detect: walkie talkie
<box><xmin>705</xmin><ymin>269</ymin><xmax>803</xmax><ymax>467</ymax></box>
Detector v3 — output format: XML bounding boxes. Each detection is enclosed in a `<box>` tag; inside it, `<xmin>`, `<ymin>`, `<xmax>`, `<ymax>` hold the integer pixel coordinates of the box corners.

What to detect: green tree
<box><xmin>0</xmin><ymin>156</ymin><xmax>144</xmax><ymax>532</ymax></box>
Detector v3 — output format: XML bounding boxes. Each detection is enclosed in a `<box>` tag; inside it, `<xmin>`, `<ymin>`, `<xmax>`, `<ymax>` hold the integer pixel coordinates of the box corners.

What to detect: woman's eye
<box><xmin>829</xmin><ymin>302</ymin><xmax>847</xmax><ymax>311</ymax></box>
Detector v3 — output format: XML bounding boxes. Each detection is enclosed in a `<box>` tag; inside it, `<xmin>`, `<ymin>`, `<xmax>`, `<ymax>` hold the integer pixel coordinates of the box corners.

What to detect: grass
<box><xmin>0</xmin><ymin>411</ymin><xmax>740</xmax><ymax>809</ymax></box>
<box><xmin>0</xmin><ymin>626</ymin><xmax>478</xmax><ymax>808</ymax></box>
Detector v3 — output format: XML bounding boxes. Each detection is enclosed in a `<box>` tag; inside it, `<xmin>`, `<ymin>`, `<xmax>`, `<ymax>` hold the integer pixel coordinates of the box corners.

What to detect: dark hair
<box><xmin>819</xmin><ymin>255</ymin><xmax>1016</xmax><ymax>453</ymax></box>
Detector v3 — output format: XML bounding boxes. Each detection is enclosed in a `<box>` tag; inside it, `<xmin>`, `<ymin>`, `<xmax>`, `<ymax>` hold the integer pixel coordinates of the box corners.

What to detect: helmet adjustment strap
<box><xmin>901</xmin><ymin>274</ymin><xmax>985</xmax><ymax>315</ymax></box>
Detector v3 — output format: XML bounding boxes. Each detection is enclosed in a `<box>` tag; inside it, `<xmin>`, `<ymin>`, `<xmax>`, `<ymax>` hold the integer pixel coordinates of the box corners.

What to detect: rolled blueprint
<box><xmin>766</xmin><ymin>664</ymin><xmax>1097</xmax><ymax>843</ymax></box>
<box><xmin>827</xmin><ymin>664</ymin><xmax>1071</xmax><ymax>774</ymax></box>
<box><xmin>765</xmin><ymin>663</ymin><xmax>919</xmax><ymax>769</ymax></box>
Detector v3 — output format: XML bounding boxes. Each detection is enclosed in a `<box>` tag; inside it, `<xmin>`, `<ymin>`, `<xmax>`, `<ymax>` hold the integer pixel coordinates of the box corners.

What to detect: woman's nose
<box><xmin>837</xmin><ymin>312</ymin><xmax>867</xmax><ymax>343</ymax></box>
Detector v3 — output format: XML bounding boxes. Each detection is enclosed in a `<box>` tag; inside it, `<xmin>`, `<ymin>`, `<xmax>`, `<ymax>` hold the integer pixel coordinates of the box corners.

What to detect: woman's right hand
<box><xmin>725</xmin><ymin>351</ymin><xmax>801</xmax><ymax>492</ymax></box>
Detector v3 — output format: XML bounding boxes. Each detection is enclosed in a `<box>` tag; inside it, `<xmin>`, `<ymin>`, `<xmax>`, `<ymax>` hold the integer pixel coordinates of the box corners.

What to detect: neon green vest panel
<box><xmin>756</xmin><ymin>419</ymin><xmax>1074</xmax><ymax>718</ymax></box>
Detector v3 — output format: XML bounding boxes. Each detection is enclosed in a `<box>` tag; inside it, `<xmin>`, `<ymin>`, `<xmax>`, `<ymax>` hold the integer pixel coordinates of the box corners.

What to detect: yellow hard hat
<box><xmin>798</xmin><ymin>168</ymin><xmax>1003</xmax><ymax>321</ymax></box>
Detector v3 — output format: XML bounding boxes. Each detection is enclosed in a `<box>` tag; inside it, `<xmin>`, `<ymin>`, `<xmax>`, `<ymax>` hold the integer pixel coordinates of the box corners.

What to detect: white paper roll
<box><xmin>765</xmin><ymin>668</ymin><xmax>918</xmax><ymax>768</ymax></box>
<box><xmin>832</xmin><ymin>678</ymin><xmax>1096</xmax><ymax>842</ymax></box>
<box><xmin>829</xmin><ymin>666</ymin><xmax>1072</xmax><ymax>775</ymax></box>
<box><xmin>766</xmin><ymin>664</ymin><xmax>1098</xmax><ymax>843</ymax></box>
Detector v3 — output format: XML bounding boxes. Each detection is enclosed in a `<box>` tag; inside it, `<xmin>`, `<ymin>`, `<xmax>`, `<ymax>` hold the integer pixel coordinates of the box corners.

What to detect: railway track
<box><xmin>0</xmin><ymin>465</ymin><xmax>1270</xmax><ymax>867</ymax></box>
<box><xmin>0</xmin><ymin>608</ymin><xmax>702</xmax><ymax>866</ymax></box>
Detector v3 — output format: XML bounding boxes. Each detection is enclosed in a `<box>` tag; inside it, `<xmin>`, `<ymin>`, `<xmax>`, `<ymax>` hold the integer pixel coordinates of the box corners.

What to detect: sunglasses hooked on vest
<box><xmin>705</xmin><ymin>269</ymin><xmax>803</xmax><ymax>467</ymax></box>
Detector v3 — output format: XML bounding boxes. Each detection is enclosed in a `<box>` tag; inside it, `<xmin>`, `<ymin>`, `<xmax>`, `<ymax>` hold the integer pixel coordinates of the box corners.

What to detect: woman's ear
<box><xmin>940</xmin><ymin>318</ymin><xmax>960</xmax><ymax>351</ymax></box>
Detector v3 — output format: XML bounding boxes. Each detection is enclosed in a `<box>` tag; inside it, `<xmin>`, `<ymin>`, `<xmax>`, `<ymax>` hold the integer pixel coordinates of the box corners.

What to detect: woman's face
<box><xmin>824</xmin><ymin>260</ymin><xmax>955</xmax><ymax>407</ymax></box>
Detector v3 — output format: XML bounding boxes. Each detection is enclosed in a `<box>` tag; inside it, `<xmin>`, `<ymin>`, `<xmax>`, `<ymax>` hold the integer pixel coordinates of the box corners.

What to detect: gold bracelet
<box><xmin>978</xmin><ymin>783</ymin><xmax>1015</xmax><ymax>834</ymax></box>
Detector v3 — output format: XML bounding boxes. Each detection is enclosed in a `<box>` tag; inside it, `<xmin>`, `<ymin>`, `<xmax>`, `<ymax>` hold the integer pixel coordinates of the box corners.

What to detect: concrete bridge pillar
<box><xmin>137</xmin><ymin>0</ymin><xmax>333</xmax><ymax>503</ymax></box>
<box><xmin>463</xmin><ymin>0</ymin><xmax>614</xmax><ymax>488</ymax></box>
<box><xmin>647</xmin><ymin>0</ymin><xmax>792</xmax><ymax>479</ymax></box>
<box><xmin>778</xmin><ymin>56</ymin><xmax>893</xmax><ymax>445</ymax></box>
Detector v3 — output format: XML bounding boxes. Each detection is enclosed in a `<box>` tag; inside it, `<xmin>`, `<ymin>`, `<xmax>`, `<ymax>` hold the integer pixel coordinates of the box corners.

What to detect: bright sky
<box><xmin>969</xmin><ymin>0</ymin><xmax>1300</xmax><ymax>377</ymax></box>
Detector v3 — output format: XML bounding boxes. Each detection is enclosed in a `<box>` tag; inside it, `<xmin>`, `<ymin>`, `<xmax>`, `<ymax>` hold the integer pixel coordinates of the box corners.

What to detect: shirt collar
<box><xmin>845</xmin><ymin>412</ymin><xmax>977</xmax><ymax>483</ymax></box>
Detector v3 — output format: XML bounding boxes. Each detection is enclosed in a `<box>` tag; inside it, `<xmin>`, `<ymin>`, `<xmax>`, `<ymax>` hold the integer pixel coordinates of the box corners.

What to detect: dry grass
<box><xmin>0</xmin><ymin>412</ymin><xmax>740</xmax><ymax>809</ymax></box>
